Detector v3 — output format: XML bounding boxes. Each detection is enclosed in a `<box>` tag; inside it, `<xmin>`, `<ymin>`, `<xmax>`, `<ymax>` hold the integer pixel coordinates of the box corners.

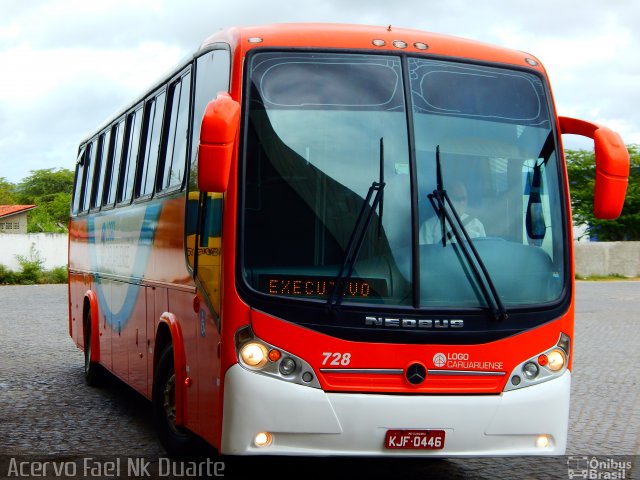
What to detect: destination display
<box><xmin>258</xmin><ymin>274</ymin><xmax>388</xmax><ymax>299</ymax></box>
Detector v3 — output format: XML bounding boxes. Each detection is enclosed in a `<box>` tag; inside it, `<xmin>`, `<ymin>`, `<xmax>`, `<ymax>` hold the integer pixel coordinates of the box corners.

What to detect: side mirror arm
<box><xmin>559</xmin><ymin>116</ymin><xmax>629</xmax><ymax>220</ymax></box>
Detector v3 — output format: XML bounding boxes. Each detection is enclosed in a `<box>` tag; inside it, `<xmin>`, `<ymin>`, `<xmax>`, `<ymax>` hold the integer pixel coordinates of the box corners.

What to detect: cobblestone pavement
<box><xmin>0</xmin><ymin>283</ymin><xmax>638</xmax><ymax>479</ymax></box>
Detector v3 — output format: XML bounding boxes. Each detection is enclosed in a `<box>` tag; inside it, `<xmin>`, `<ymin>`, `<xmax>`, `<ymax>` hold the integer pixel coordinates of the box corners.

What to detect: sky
<box><xmin>0</xmin><ymin>0</ymin><xmax>638</xmax><ymax>184</ymax></box>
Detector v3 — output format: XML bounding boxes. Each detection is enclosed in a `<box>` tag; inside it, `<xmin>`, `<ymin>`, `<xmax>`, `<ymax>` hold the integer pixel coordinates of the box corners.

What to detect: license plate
<box><xmin>384</xmin><ymin>429</ymin><xmax>445</xmax><ymax>450</ymax></box>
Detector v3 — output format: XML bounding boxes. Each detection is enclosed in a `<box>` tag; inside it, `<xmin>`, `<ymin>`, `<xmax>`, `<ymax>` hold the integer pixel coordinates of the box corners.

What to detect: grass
<box><xmin>575</xmin><ymin>274</ymin><xmax>639</xmax><ymax>281</ymax></box>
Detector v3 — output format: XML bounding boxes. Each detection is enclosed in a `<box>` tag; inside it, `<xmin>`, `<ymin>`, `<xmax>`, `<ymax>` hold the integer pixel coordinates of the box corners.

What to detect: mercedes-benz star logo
<box><xmin>406</xmin><ymin>363</ymin><xmax>427</xmax><ymax>385</ymax></box>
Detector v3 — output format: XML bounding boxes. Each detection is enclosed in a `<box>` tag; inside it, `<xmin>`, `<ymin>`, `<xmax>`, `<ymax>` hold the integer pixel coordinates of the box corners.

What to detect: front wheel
<box><xmin>152</xmin><ymin>344</ymin><xmax>206</xmax><ymax>458</ymax></box>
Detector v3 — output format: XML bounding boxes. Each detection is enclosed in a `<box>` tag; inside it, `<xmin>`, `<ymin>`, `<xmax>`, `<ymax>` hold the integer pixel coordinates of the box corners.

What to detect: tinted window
<box><xmin>81</xmin><ymin>139</ymin><xmax>97</xmax><ymax>212</ymax></box>
<box><xmin>71</xmin><ymin>146</ymin><xmax>86</xmax><ymax>215</ymax></box>
<box><xmin>162</xmin><ymin>72</ymin><xmax>191</xmax><ymax>191</ymax></box>
<box><xmin>105</xmin><ymin>121</ymin><xmax>124</xmax><ymax>206</ymax></box>
<box><xmin>409</xmin><ymin>59</ymin><xmax>546</xmax><ymax>125</ymax></box>
<box><xmin>256</xmin><ymin>57</ymin><xmax>403</xmax><ymax>109</ymax></box>
<box><xmin>138</xmin><ymin>91</ymin><xmax>166</xmax><ymax>197</ymax></box>
<box><xmin>92</xmin><ymin>130</ymin><xmax>111</xmax><ymax>210</ymax></box>
<box><xmin>186</xmin><ymin>49</ymin><xmax>230</xmax><ymax>312</ymax></box>
<box><xmin>119</xmin><ymin>106</ymin><xmax>143</xmax><ymax>203</ymax></box>
<box><xmin>190</xmin><ymin>49</ymin><xmax>231</xmax><ymax>180</ymax></box>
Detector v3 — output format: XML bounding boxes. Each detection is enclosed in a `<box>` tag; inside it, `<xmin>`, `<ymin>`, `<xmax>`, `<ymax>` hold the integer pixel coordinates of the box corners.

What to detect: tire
<box><xmin>84</xmin><ymin>313</ymin><xmax>103</xmax><ymax>387</ymax></box>
<box><xmin>152</xmin><ymin>344</ymin><xmax>206</xmax><ymax>458</ymax></box>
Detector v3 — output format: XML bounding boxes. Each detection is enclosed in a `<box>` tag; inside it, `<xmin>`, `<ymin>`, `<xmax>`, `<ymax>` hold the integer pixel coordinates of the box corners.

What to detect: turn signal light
<box><xmin>268</xmin><ymin>349</ymin><xmax>282</xmax><ymax>362</ymax></box>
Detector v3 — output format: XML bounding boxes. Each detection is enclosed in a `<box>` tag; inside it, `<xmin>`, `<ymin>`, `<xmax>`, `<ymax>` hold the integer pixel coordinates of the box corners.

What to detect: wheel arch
<box><xmin>83</xmin><ymin>290</ymin><xmax>100</xmax><ymax>363</ymax></box>
<box><xmin>154</xmin><ymin>312</ymin><xmax>188</xmax><ymax>426</ymax></box>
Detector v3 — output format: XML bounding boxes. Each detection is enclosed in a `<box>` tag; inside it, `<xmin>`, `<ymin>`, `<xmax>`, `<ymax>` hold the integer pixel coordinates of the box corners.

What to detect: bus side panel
<box><xmin>195</xmin><ymin>297</ymin><xmax>222</xmax><ymax>447</ymax></box>
<box><xmin>169</xmin><ymin>290</ymin><xmax>199</xmax><ymax>433</ymax></box>
<box><xmin>68</xmin><ymin>272</ymin><xmax>90</xmax><ymax>348</ymax></box>
<box><xmin>148</xmin><ymin>287</ymin><xmax>165</xmax><ymax>399</ymax></box>
<box><xmin>68</xmin><ymin>217</ymin><xmax>90</xmax><ymax>348</ymax></box>
<box><xmin>98</xmin><ymin>278</ymin><xmax>112</xmax><ymax>371</ymax></box>
<box><xmin>127</xmin><ymin>286</ymin><xmax>149</xmax><ymax>396</ymax></box>
<box><xmin>110</xmin><ymin>280</ymin><xmax>132</xmax><ymax>384</ymax></box>
<box><xmin>167</xmin><ymin>289</ymin><xmax>222</xmax><ymax>448</ymax></box>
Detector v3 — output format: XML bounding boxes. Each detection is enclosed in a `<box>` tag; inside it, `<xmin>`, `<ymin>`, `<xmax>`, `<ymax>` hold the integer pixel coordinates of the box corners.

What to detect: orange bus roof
<box><xmin>201</xmin><ymin>23</ymin><xmax>545</xmax><ymax>72</ymax></box>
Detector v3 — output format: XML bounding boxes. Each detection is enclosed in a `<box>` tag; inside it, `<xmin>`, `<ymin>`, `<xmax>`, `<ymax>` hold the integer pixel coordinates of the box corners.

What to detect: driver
<box><xmin>419</xmin><ymin>181</ymin><xmax>485</xmax><ymax>244</ymax></box>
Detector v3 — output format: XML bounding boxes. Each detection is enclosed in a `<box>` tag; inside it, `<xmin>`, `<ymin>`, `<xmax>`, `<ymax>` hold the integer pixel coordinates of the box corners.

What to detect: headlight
<box><xmin>503</xmin><ymin>333</ymin><xmax>570</xmax><ymax>392</ymax></box>
<box><xmin>546</xmin><ymin>349</ymin><xmax>566</xmax><ymax>372</ymax></box>
<box><xmin>240</xmin><ymin>342</ymin><xmax>268</xmax><ymax>368</ymax></box>
<box><xmin>235</xmin><ymin>326</ymin><xmax>321</xmax><ymax>389</ymax></box>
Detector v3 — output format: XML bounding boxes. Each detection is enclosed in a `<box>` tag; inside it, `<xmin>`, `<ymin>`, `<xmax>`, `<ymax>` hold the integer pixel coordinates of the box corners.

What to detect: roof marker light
<box><xmin>525</xmin><ymin>57</ymin><xmax>539</xmax><ymax>66</ymax></box>
<box><xmin>414</xmin><ymin>42</ymin><xmax>429</xmax><ymax>50</ymax></box>
<box><xmin>248</xmin><ymin>37</ymin><xmax>263</xmax><ymax>44</ymax></box>
<box><xmin>372</xmin><ymin>39</ymin><xmax>386</xmax><ymax>47</ymax></box>
<box><xmin>393</xmin><ymin>40</ymin><xmax>408</xmax><ymax>49</ymax></box>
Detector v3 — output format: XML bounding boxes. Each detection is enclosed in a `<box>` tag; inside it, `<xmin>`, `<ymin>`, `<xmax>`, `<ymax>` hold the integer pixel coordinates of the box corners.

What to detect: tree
<box><xmin>0</xmin><ymin>177</ymin><xmax>17</xmax><ymax>204</ymax></box>
<box><xmin>566</xmin><ymin>145</ymin><xmax>640</xmax><ymax>241</ymax></box>
<box><xmin>16</xmin><ymin>168</ymin><xmax>74</xmax><ymax>232</ymax></box>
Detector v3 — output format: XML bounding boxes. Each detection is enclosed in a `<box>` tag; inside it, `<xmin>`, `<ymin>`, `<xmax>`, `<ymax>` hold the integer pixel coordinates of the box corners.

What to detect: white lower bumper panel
<box><xmin>220</xmin><ymin>364</ymin><xmax>570</xmax><ymax>456</ymax></box>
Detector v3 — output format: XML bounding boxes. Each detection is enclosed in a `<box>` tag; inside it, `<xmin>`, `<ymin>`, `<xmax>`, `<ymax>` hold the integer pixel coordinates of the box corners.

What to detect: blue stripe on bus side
<box><xmin>88</xmin><ymin>203</ymin><xmax>162</xmax><ymax>330</ymax></box>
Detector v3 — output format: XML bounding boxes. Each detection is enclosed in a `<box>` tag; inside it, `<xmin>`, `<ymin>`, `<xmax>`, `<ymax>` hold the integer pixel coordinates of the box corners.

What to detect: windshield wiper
<box><xmin>427</xmin><ymin>146</ymin><xmax>508</xmax><ymax>321</ymax></box>
<box><xmin>327</xmin><ymin>138</ymin><xmax>385</xmax><ymax>311</ymax></box>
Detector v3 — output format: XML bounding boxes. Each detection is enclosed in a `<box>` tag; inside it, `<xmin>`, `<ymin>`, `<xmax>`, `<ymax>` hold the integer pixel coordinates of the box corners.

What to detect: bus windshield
<box><xmin>242</xmin><ymin>52</ymin><xmax>566</xmax><ymax>312</ymax></box>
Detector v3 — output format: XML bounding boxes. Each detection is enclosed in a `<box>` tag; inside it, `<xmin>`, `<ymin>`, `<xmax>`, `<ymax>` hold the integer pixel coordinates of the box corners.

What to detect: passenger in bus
<box><xmin>419</xmin><ymin>181</ymin><xmax>485</xmax><ymax>244</ymax></box>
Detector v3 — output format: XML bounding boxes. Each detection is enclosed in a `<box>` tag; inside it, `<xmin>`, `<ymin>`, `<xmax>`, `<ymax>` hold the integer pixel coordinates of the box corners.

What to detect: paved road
<box><xmin>0</xmin><ymin>283</ymin><xmax>638</xmax><ymax>479</ymax></box>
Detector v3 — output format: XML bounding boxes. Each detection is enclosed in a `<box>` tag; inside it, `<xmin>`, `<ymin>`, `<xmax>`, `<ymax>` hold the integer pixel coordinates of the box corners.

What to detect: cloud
<box><xmin>0</xmin><ymin>0</ymin><xmax>638</xmax><ymax>183</ymax></box>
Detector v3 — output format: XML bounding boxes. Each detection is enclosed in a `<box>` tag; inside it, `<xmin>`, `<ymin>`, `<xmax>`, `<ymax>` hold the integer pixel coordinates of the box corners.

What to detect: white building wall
<box><xmin>0</xmin><ymin>233</ymin><xmax>67</xmax><ymax>270</ymax></box>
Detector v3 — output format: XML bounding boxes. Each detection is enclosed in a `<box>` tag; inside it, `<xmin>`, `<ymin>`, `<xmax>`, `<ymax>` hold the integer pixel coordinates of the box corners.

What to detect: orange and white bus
<box><xmin>68</xmin><ymin>23</ymin><xmax>629</xmax><ymax>457</ymax></box>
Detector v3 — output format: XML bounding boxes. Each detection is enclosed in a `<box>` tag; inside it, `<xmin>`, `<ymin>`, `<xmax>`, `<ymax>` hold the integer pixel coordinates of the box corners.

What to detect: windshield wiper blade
<box><xmin>427</xmin><ymin>146</ymin><xmax>508</xmax><ymax>321</ymax></box>
<box><xmin>327</xmin><ymin>138</ymin><xmax>385</xmax><ymax>311</ymax></box>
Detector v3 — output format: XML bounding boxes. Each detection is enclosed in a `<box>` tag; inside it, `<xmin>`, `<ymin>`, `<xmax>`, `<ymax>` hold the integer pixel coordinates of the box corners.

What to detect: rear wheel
<box><xmin>153</xmin><ymin>344</ymin><xmax>205</xmax><ymax>457</ymax></box>
<box><xmin>84</xmin><ymin>313</ymin><xmax>103</xmax><ymax>386</ymax></box>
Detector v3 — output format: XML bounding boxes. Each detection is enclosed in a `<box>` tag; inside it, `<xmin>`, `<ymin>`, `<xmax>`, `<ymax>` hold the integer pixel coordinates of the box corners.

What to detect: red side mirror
<box><xmin>198</xmin><ymin>93</ymin><xmax>241</xmax><ymax>192</ymax></box>
<box><xmin>559</xmin><ymin>116</ymin><xmax>629</xmax><ymax>219</ymax></box>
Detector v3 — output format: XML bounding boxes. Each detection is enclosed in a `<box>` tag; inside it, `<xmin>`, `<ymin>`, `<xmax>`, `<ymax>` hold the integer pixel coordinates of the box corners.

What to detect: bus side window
<box><xmin>92</xmin><ymin>129</ymin><xmax>111</xmax><ymax>211</ymax></box>
<box><xmin>71</xmin><ymin>145</ymin><xmax>87</xmax><ymax>215</ymax></box>
<box><xmin>189</xmin><ymin>49</ymin><xmax>231</xmax><ymax>190</ymax></box>
<box><xmin>118</xmin><ymin>106</ymin><xmax>143</xmax><ymax>204</ymax></box>
<box><xmin>160</xmin><ymin>71</ymin><xmax>191</xmax><ymax>192</ymax></box>
<box><xmin>104</xmin><ymin>120</ymin><xmax>124</xmax><ymax>207</ymax></box>
<box><xmin>137</xmin><ymin>90</ymin><xmax>167</xmax><ymax>198</ymax></box>
<box><xmin>81</xmin><ymin>139</ymin><xmax>98</xmax><ymax>213</ymax></box>
<box><xmin>185</xmin><ymin>49</ymin><xmax>230</xmax><ymax>317</ymax></box>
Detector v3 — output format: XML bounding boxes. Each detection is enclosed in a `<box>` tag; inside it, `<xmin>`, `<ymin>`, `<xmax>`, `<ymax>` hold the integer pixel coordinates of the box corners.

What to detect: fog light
<box><xmin>254</xmin><ymin>431</ymin><xmax>273</xmax><ymax>447</ymax></box>
<box><xmin>546</xmin><ymin>349</ymin><xmax>566</xmax><ymax>372</ymax></box>
<box><xmin>536</xmin><ymin>434</ymin><xmax>551</xmax><ymax>448</ymax></box>
<box><xmin>279</xmin><ymin>357</ymin><xmax>297</xmax><ymax>376</ymax></box>
<box><xmin>240</xmin><ymin>342</ymin><xmax>268</xmax><ymax>368</ymax></box>
<box><xmin>522</xmin><ymin>362</ymin><xmax>539</xmax><ymax>380</ymax></box>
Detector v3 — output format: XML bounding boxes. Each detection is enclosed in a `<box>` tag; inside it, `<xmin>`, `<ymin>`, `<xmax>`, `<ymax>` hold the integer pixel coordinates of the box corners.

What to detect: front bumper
<box><xmin>220</xmin><ymin>364</ymin><xmax>570</xmax><ymax>456</ymax></box>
